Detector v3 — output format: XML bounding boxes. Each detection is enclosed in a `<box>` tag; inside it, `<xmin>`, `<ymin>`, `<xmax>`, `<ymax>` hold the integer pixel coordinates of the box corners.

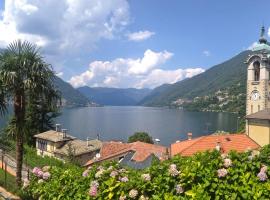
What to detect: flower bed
<box><xmin>23</xmin><ymin>145</ymin><xmax>270</xmax><ymax>199</ymax></box>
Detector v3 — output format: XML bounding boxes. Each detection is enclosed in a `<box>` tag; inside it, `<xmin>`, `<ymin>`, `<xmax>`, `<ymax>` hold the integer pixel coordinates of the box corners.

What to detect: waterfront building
<box><xmin>246</xmin><ymin>26</ymin><xmax>270</xmax><ymax>146</ymax></box>
<box><xmin>34</xmin><ymin>124</ymin><xmax>102</xmax><ymax>165</ymax></box>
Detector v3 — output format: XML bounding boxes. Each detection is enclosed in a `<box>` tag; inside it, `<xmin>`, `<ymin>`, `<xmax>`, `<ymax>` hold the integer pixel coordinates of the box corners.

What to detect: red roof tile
<box><xmin>84</xmin><ymin>141</ymin><xmax>167</xmax><ymax>167</ymax></box>
<box><xmin>171</xmin><ymin>134</ymin><xmax>260</xmax><ymax>157</ymax></box>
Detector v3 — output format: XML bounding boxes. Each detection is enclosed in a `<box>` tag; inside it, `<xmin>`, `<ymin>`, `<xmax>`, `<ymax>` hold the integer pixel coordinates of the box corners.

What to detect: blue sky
<box><xmin>0</xmin><ymin>0</ymin><xmax>270</xmax><ymax>88</ymax></box>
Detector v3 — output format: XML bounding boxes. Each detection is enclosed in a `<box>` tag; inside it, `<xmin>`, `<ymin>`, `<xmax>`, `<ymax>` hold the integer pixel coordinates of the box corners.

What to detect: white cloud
<box><xmin>127</xmin><ymin>30</ymin><xmax>155</xmax><ymax>41</ymax></box>
<box><xmin>0</xmin><ymin>0</ymin><xmax>130</xmax><ymax>64</ymax></box>
<box><xmin>202</xmin><ymin>50</ymin><xmax>211</xmax><ymax>57</ymax></box>
<box><xmin>69</xmin><ymin>49</ymin><xmax>204</xmax><ymax>89</ymax></box>
<box><xmin>127</xmin><ymin>49</ymin><xmax>173</xmax><ymax>75</ymax></box>
<box><xmin>136</xmin><ymin>68</ymin><xmax>205</xmax><ymax>88</ymax></box>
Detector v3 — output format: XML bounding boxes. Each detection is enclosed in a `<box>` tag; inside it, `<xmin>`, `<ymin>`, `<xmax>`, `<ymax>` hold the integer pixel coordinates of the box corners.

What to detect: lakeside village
<box><xmin>2</xmin><ymin>28</ymin><xmax>270</xmax><ymax>199</ymax></box>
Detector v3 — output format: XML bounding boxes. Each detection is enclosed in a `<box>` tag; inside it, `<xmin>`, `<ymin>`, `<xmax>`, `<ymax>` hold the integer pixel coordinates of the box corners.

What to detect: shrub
<box><xmin>128</xmin><ymin>132</ymin><xmax>154</xmax><ymax>144</ymax></box>
<box><xmin>23</xmin><ymin>145</ymin><xmax>270</xmax><ymax>199</ymax></box>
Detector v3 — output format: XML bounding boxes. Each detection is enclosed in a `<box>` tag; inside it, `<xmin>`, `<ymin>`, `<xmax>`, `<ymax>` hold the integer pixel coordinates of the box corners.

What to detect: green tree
<box><xmin>128</xmin><ymin>132</ymin><xmax>154</xmax><ymax>144</ymax></box>
<box><xmin>0</xmin><ymin>40</ymin><xmax>59</xmax><ymax>186</ymax></box>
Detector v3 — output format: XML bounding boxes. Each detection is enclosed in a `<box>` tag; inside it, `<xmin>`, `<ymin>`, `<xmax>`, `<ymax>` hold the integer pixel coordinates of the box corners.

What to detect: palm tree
<box><xmin>0</xmin><ymin>40</ymin><xmax>59</xmax><ymax>186</ymax></box>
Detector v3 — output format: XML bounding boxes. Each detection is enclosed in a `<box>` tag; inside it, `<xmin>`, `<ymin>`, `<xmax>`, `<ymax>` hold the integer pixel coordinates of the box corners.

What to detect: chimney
<box><xmin>187</xmin><ymin>132</ymin><xmax>192</xmax><ymax>140</ymax></box>
<box><xmin>55</xmin><ymin>124</ymin><xmax>61</xmax><ymax>132</ymax></box>
<box><xmin>61</xmin><ymin>129</ymin><xmax>67</xmax><ymax>139</ymax></box>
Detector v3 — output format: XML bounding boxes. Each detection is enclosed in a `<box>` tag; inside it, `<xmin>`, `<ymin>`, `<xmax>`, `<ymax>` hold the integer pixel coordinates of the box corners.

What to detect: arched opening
<box><xmin>254</xmin><ymin>61</ymin><xmax>260</xmax><ymax>81</ymax></box>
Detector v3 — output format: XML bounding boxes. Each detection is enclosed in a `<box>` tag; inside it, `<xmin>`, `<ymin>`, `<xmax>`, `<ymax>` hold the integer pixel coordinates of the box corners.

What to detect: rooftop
<box><xmin>171</xmin><ymin>134</ymin><xmax>260</xmax><ymax>157</ymax></box>
<box><xmin>34</xmin><ymin>130</ymin><xmax>76</xmax><ymax>142</ymax></box>
<box><xmin>246</xmin><ymin>109</ymin><xmax>270</xmax><ymax>120</ymax></box>
<box><xmin>54</xmin><ymin>139</ymin><xmax>102</xmax><ymax>156</ymax></box>
<box><xmin>85</xmin><ymin>141</ymin><xmax>168</xmax><ymax>166</ymax></box>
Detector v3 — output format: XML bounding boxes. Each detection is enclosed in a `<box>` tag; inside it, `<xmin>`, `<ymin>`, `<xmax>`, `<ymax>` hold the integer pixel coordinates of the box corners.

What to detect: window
<box><xmin>37</xmin><ymin>139</ymin><xmax>47</xmax><ymax>151</ymax></box>
<box><xmin>251</xmin><ymin>105</ymin><xmax>253</xmax><ymax>113</ymax></box>
<box><xmin>254</xmin><ymin>61</ymin><xmax>260</xmax><ymax>81</ymax></box>
<box><xmin>258</xmin><ymin>105</ymin><xmax>260</xmax><ymax>111</ymax></box>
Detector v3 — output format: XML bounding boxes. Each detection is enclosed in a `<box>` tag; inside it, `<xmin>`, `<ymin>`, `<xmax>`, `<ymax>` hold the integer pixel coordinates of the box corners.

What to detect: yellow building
<box><xmin>246</xmin><ymin>26</ymin><xmax>270</xmax><ymax>147</ymax></box>
<box><xmin>34</xmin><ymin>124</ymin><xmax>102</xmax><ymax>165</ymax></box>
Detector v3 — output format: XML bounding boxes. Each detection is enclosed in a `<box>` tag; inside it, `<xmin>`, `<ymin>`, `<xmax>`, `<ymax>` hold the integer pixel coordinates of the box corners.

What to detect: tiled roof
<box><xmin>34</xmin><ymin>130</ymin><xmax>76</xmax><ymax>142</ymax></box>
<box><xmin>171</xmin><ymin>134</ymin><xmax>260</xmax><ymax>157</ymax></box>
<box><xmin>246</xmin><ymin>109</ymin><xmax>270</xmax><ymax>120</ymax></box>
<box><xmin>85</xmin><ymin>141</ymin><xmax>167</xmax><ymax>166</ymax></box>
<box><xmin>54</xmin><ymin>139</ymin><xmax>102</xmax><ymax>156</ymax></box>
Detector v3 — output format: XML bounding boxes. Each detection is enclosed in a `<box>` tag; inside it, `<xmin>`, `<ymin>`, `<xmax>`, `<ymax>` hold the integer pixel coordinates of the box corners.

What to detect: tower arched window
<box><xmin>254</xmin><ymin>61</ymin><xmax>260</xmax><ymax>81</ymax></box>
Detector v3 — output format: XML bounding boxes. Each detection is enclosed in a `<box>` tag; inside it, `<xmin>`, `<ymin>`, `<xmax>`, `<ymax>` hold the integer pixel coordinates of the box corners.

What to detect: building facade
<box><xmin>34</xmin><ymin>125</ymin><xmax>102</xmax><ymax>165</ymax></box>
<box><xmin>246</xmin><ymin>27</ymin><xmax>270</xmax><ymax>146</ymax></box>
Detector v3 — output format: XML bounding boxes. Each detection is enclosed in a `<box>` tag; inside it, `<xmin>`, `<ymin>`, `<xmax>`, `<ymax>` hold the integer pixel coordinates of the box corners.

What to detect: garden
<box><xmin>22</xmin><ymin>145</ymin><xmax>270</xmax><ymax>200</ymax></box>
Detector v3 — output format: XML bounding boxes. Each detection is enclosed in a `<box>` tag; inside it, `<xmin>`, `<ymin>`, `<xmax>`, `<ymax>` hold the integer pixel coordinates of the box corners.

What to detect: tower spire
<box><xmin>259</xmin><ymin>26</ymin><xmax>267</xmax><ymax>44</ymax></box>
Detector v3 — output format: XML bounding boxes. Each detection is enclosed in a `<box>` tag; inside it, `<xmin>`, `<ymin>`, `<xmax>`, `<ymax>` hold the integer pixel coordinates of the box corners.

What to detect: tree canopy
<box><xmin>128</xmin><ymin>132</ymin><xmax>154</xmax><ymax>144</ymax></box>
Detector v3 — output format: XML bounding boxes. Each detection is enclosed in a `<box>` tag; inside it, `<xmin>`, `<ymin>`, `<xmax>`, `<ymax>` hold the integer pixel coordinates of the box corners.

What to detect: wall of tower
<box><xmin>246</xmin><ymin>79</ymin><xmax>269</xmax><ymax>115</ymax></box>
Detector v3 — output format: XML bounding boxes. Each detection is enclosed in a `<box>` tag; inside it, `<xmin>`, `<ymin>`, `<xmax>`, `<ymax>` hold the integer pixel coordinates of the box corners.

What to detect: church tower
<box><xmin>246</xmin><ymin>27</ymin><xmax>270</xmax><ymax>147</ymax></box>
<box><xmin>246</xmin><ymin>26</ymin><xmax>270</xmax><ymax>115</ymax></box>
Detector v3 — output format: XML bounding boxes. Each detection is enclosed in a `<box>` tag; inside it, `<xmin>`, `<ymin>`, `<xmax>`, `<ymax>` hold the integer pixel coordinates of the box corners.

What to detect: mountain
<box><xmin>77</xmin><ymin>86</ymin><xmax>151</xmax><ymax>106</ymax></box>
<box><xmin>53</xmin><ymin>76</ymin><xmax>92</xmax><ymax>107</ymax></box>
<box><xmin>140</xmin><ymin>50</ymin><xmax>250</xmax><ymax>107</ymax></box>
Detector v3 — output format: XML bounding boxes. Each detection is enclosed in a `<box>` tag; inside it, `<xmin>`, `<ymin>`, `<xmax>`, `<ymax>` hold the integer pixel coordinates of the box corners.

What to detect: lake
<box><xmin>0</xmin><ymin>106</ymin><xmax>238</xmax><ymax>146</ymax></box>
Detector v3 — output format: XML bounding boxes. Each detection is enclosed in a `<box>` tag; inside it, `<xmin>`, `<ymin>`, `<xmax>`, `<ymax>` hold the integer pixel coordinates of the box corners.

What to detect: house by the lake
<box><xmin>34</xmin><ymin>124</ymin><xmax>102</xmax><ymax>165</ymax></box>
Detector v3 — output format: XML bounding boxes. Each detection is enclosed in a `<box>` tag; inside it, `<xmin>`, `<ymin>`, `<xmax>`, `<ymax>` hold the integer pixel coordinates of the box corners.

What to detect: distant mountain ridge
<box><xmin>77</xmin><ymin>86</ymin><xmax>151</xmax><ymax>106</ymax></box>
<box><xmin>53</xmin><ymin>76</ymin><xmax>92</xmax><ymax>107</ymax></box>
<box><xmin>139</xmin><ymin>50</ymin><xmax>250</xmax><ymax>106</ymax></box>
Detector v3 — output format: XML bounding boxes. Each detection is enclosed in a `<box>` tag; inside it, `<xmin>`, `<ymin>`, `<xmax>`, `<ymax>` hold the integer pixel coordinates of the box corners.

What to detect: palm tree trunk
<box><xmin>14</xmin><ymin>92</ymin><xmax>25</xmax><ymax>186</ymax></box>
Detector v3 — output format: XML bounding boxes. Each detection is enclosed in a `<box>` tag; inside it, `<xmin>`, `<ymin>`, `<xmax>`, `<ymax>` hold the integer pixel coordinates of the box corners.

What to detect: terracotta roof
<box><xmin>84</xmin><ymin>141</ymin><xmax>167</xmax><ymax>166</ymax></box>
<box><xmin>171</xmin><ymin>134</ymin><xmax>260</xmax><ymax>157</ymax></box>
<box><xmin>246</xmin><ymin>109</ymin><xmax>270</xmax><ymax>120</ymax></box>
<box><xmin>34</xmin><ymin>130</ymin><xmax>76</xmax><ymax>142</ymax></box>
<box><xmin>54</xmin><ymin>139</ymin><xmax>102</xmax><ymax>156</ymax></box>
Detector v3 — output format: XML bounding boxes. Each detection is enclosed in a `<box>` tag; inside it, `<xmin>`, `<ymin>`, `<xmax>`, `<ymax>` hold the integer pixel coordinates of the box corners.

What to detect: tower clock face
<box><xmin>251</xmin><ymin>91</ymin><xmax>259</xmax><ymax>101</ymax></box>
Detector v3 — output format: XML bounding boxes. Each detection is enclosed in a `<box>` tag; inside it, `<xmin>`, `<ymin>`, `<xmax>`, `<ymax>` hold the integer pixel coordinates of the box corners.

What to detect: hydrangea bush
<box><xmin>23</xmin><ymin>145</ymin><xmax>270</xmax><ymax>199</ymax></box>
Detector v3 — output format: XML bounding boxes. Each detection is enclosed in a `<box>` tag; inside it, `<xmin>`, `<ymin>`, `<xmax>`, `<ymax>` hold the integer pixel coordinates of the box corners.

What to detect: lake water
<box><xmin>52</xmin><ymin>106</ymin><xmax>237</xmax><ymax>146</ymax></box>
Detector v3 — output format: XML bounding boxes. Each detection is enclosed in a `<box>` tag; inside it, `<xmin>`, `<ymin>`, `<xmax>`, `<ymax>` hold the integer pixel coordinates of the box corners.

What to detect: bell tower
<box><xmin>246</xmin><ymin>26</ymin><xmax>270</xmax><ymax>115</ymax></box>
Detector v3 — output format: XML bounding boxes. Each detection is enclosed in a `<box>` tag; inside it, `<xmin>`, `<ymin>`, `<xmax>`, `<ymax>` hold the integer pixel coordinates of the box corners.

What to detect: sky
<box><xmin>0</xmin><ymin>0</ymin><xmax>270</xmax><ymax>89</ymax></box>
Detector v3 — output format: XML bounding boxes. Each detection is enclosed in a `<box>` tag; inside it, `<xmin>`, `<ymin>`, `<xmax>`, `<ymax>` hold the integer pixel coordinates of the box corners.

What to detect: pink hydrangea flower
<box><xmin>257</xmin><ymin>171</ymin><xmax>268</xmax><ymax>182</ymax></box>
<box><xmin>141</xmin><ymin>173</ymin><xmax>151</xmax><ymax>181</ymax></box>
<box><xmin>224</xmin><ymin>158</ymin><xmax>232</xmax><ymax>168</ymax></box>
<box><xmin>120</xmin><ymin>176</ymin><xmax>129</xmax><ymax>182</ymax></box>
<box><xmin>32</xmin><ymin>167</ymin><xmax>42</xmax><ymax>176</ymax></box>
<box><xmin>169</xmin><ymin>164</ymin><xmax>180</xmax><ymax>177</ymax></box>
<box><xmin>217</xmin><ymin>168</ymin><xmax>228</xmax><ymax>178</ymax></box>
<box><xmin>175</xmin><ymin>184</ymin><xmax>184</xmax><ymax>194</ymax></box>
<box><xmin>82</xmin><ymin>169</ymin><xmax>89</xmax><ymax>177</ymax></box>
<box><xmin>129</xmin><ymin>189</ymin><xmax>138</xmax><ymax>199</ymax></box>
<box><xmin>89</xmin><ymin>186</ymin><xmax>98</xmax><ymax>197</ymax></box>
<box><xmin>89</xmin><ymin>181</ymin><xmax>99</xmax><ymax>197</ymax></box>
<box><xmin>95</xmin><ymin>169</ymin><xmax>104</xmax><ymax>178</ymax></box>
<box><xmin>110</xmin><ymin>170</ymin><xmax>118</xmax><ymax>177</ymax></box>
<box><xmin>260</xmin><ymin>165</ymin><xmax>268</xmax><ymax>173</ymax></box>
<box><xmin>42</xmin><ymin>172</ymin><xmax>51</xmax><ymax>180</ymax></box>
<box><xmin>37</xmin><ymin>170</ymin><xmax>44</xmax><ymax>178</ymax></box>
<box><xmin>119</xmin><ymin>195</ymin><xmax>126</xmax><ymax>200</ymax></box>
